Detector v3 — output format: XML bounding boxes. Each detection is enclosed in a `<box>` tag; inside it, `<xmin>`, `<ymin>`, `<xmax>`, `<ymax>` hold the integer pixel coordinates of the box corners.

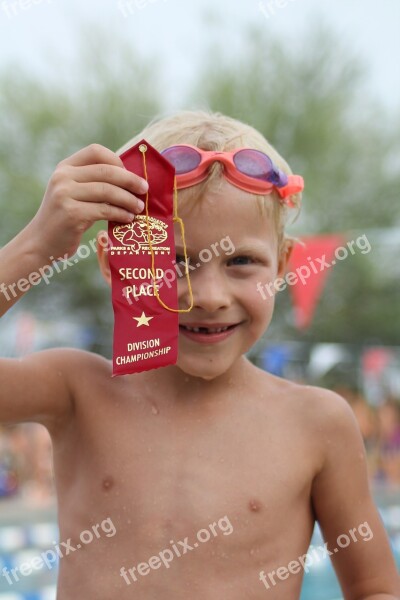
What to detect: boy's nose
<box><xmin>179</xmin><ymin>268</ymin><xmax>231</xmax><ymax>312</ymax></box>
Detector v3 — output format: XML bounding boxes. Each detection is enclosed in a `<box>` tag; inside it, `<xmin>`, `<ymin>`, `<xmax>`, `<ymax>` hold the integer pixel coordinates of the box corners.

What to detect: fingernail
<box><xmin>140</xmin><ymin>180</ymin><xmax>149</xmax><ymax>193</ymax></box>
<box><xmin>137</xmin><ymin>200</ymin><xmax>145</xmax><ymax>212</ymax></box>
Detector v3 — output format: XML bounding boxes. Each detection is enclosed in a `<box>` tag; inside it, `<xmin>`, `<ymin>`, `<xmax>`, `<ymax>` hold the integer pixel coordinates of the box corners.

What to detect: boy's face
<box><xmin>173</xmin><ymin>180</ymin><xmax>291</xmax><ymax>380</ymax></box>
<box><xmin>97</xmin><ymin>179</ymin><xmax>292</xmax><ymax>382</ymax></box>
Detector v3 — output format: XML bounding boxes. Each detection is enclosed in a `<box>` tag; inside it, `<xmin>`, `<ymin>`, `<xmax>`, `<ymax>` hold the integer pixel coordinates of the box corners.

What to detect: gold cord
<box><xmin>139</xmin><ymin>144</ymin><xmax>194</xmax><ymax>313</ymax></box>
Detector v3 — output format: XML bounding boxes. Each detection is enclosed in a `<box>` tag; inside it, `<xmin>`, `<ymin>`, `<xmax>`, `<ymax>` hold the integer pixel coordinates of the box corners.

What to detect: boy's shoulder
<box><xmin>253</xmin><ymin>366</ymin><xmax>356</xmax><ymax>430</ymax></box>
<box><xmin>38</xmin><ymin>348</ymin><xmax>117</xmax><ymax>410</ymax></box>
<box><xmin>30</xmin><ymin>346</ymin><xmax>112</xmax><ymax>380</ymax></box>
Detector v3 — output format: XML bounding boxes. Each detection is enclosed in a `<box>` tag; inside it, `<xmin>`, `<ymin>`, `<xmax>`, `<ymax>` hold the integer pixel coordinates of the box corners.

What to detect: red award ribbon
<box><xmin>108</xmin><ymin>139</ymin><xmax>193</xmax><ymax>376</ymax></box>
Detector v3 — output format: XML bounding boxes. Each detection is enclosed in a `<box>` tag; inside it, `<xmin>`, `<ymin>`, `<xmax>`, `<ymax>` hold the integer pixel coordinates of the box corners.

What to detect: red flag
<box><xmin>287</xmin><ymin>235</ymin><xmax>345</xmax><ymax>329</ymax></box>
<box><xmin>108</xmin><ymin>139</ymin><xmax>179</xmax><ymax>375</ymax></box>
<box><xmin>362</xmin><ymin>347</ymin><xmax>392</xmax><ymax>376</ymax></box>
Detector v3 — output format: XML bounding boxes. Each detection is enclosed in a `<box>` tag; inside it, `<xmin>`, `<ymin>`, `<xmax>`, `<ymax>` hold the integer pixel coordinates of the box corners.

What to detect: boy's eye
<box><xmin>228</xmin><ymin>255</ymin><xmax>255</xmax><ymax>266</ymax></box>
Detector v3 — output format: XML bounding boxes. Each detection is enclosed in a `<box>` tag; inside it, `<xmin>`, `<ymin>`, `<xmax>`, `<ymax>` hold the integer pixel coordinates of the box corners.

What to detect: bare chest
<box><xmin>55</xmin><ymin>392</ymin><xmax>316</xmax><ymax>558</ymax></box>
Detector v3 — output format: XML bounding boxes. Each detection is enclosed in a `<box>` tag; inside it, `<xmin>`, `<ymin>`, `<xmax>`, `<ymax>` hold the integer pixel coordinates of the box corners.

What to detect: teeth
<box><xmin>184</xmin><ymin>325</ymin><xmax>231</xmax><ymax>333</ymax></box>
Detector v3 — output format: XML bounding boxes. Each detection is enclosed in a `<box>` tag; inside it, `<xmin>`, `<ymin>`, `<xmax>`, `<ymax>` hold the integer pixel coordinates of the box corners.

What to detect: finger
<box><xmin>68</xmin><ymin>163</ymin><xmax>148</xmax><ymax>195</ymax></box>
<box><xmin>70</xmin><ymin>181</ymin><xmax>145</xmax><ymax>214</ymax></box>
<box><xmin>75</xmin><ymin>201</ymin><xmax>136</xmax><ymax>225</ymax></box>
<box><xmin>59</xmin><ymin>144</ymin><xmax>124</xmax><ymax>169</ymax></box>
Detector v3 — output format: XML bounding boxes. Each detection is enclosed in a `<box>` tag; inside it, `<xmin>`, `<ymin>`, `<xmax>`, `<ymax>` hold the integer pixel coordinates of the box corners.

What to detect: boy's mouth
<box><xmin>179</xmin><ymin>322</ymin><xmax>241</xmax><ymax>343</ymax></box>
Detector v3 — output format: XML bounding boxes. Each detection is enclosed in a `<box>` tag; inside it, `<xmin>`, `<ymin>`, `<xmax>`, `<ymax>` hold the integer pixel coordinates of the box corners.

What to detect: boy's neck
<box><xmin>138</xmin><ymin>355</ymin><xmax>255</xmax><ymax>405</ymax></box>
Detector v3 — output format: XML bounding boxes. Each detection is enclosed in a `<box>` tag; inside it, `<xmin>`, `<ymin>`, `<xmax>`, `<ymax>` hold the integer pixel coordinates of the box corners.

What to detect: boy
<box><xmin>0</xmin><ymin>110</ymin><xmax>399</xmax><ymax>598</ymax></box>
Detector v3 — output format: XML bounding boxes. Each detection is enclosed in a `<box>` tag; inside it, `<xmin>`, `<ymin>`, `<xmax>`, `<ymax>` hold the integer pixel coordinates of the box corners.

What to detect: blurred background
<box><xmin>0</xmin><ymin>0</ymin><xmax>399</xmax><ymax>598</ymax></box>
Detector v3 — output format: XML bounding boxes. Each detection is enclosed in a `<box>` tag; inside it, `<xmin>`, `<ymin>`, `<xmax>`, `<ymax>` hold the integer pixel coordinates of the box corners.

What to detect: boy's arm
<box><xmin>0</xmin><ymin>349</ymin><xmax>78</xmax><ymax>426</ymax></box>
<box><xmin>1</xmin><ymin>144</ymin><xmax>147</xmax><ymax>317</ymax></box>
<box><xmin>0</xmin><ymin>225</ymin><xmax>51</xmax><ymax>315</ymax></box>
<box><xmin>0</xmin><ymin>144</ymin><xmax>148</xmax><ymax>425</ymax></box>
<box><xmin>311</xmin><ymin>389</ymin><xmax>400</xmax><ymax>599</ymax></box>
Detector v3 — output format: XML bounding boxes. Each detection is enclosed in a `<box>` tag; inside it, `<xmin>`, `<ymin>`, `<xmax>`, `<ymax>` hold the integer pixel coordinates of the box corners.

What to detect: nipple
<box><xmin>102</xmin><ymin>476</ymin><xmax>114</xmax><ymax>491</ymax></box>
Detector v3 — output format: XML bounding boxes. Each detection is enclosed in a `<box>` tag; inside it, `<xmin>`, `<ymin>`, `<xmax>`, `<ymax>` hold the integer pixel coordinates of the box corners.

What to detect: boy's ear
<box><xmin>277</xmin><ymin>238</ymin><xmax>294</xmax><ymax>279</ymax></box>
<box><xmin>96</xmin><ymin>230</ymin><xmax>111</xmax><ymax>286</ymax></box>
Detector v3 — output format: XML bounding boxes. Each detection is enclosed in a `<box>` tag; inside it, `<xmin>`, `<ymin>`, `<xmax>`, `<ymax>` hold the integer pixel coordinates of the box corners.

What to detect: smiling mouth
<box><xmin>179</xmin><ymin>324</ymin><xmax>239</xmax><ymax>334</ymax></box>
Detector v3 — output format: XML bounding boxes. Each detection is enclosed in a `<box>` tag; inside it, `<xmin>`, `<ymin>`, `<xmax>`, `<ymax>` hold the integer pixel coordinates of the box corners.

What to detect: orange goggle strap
<box><xmin>140</xmin><ymin>144</ymin><xmax>194</xmax><ymax>313</ymax></box>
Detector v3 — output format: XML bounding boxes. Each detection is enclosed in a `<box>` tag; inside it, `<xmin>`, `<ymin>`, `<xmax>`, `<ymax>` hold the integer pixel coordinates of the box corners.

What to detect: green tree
<box><xmin>189</xmin><ymin>21</ymin><xmax>400</xmax><ymax>344</ymax></box>
<box><xmin>0</xmin><ymin>27</ymin><xmax>163</xmax><ymax>353</ymax></box>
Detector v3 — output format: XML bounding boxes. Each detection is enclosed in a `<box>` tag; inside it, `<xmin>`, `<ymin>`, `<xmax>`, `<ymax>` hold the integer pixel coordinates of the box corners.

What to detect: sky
<box><xmin>0</xmin><ymin>0</ymin><xmax>399</xmax><ymax>112</ymax></box>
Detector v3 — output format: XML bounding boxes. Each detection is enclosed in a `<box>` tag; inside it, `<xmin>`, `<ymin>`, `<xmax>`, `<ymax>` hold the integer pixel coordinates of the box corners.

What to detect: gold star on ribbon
<box><xmin>133</xmin><ymin>312</ymin><xmax>154</xmax><ymax>327</ymax></box>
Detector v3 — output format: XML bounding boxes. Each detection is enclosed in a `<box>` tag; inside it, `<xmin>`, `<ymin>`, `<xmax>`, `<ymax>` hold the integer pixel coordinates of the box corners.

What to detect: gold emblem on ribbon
<box><xmin>111</xmin><ymin>216</ymin><xmax>170</xmax><ymax>255</ymax></box>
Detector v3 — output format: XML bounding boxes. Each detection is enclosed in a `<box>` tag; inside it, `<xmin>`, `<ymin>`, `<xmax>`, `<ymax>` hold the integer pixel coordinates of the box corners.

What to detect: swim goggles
<box><xmin>161</xmin><ymin>144</ymin><xmax>304</xmax><ymax>205</ymax></box>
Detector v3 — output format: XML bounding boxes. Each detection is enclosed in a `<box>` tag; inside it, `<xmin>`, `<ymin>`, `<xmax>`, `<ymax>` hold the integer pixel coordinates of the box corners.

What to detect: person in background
<box><xmin>377</xmin><ymin>399</ymin><xmax>400</xmax><ymax>485</ymax></box>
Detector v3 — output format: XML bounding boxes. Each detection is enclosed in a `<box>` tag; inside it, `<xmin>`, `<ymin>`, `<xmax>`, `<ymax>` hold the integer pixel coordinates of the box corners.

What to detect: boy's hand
<box><xmin>30</xmin><ymin>144</ymin><xmax>148</xmax><ymax>259</ymax></box>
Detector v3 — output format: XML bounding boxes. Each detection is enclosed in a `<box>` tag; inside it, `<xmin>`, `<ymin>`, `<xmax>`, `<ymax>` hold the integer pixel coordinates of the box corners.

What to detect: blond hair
<box><xmin>118</xmin><ymin>110</ymin><xmax>302</xmax><ymax>254</ymax></box>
